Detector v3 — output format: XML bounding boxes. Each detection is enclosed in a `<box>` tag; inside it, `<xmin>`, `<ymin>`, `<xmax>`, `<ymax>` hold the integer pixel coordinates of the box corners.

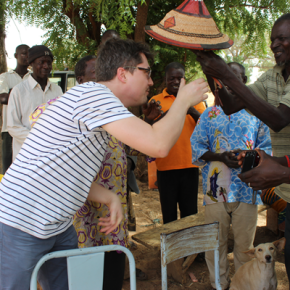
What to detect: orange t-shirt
<box><xmin>149</xmin><ymin>88</ymin><xmax>206</xmax><ymax>171</ymax></box>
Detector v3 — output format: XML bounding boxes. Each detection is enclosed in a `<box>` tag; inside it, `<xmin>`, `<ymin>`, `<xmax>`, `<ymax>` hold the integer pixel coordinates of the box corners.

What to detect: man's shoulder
<box><xmin>0</xmin><ymin>70</ymin><xmax>13</xmax><ymax>80</ymax></box>
<box><xmin>255</xmin><ymin>66</ymin><xmax>279</xmax><ymax>82</ymax></box>
<box><xmin>11</xmin><ymin>77</ymin><xmax>30</xmax><ymax>91</ymax></box>
<box><xmin>49</xmin><ymin>82</ymin><xmax>63</xmax><ymax>92</ymax></box>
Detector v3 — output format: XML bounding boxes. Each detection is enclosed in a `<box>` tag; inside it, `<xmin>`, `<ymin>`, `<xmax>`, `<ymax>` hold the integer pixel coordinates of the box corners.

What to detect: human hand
<box><xmin>220</xmin><ymin>151</ymin><xmax>240</xmax><ymax>168</ymax></box>
<box><xmin>99</xmin><ymin>194</ymin><xmax>123</xmax><ymax>235</ymax></box>
<box><xmin>193</xmin><ymin>51</ymin><xmax>232</xmax><ymax>81</ymax></box>
<box><xmin>238</xmin><ymin>150</ymin><xmax>290</xmax><ymax>190</ymax></box>
<box><xmin>177</xmin><ymin>78</ymin><xmax>208</xmax><ymax>108</ymax></box>
<box><xmin>234</xmin><ymin>149</ymin><xmax>249</xmax><ymax>166</ymax></box>
<box><xmin>142</xmin><ymin>100</ymin><xmax>163</xmax><ymax>124</ymax></box>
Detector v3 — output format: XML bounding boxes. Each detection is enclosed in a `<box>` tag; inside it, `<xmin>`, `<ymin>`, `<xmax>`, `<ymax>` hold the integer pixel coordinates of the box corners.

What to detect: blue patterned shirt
<box><xmin>190</xmin><ymin>106</ymin><xmax>272</xmax><ymax>206</ymax></box>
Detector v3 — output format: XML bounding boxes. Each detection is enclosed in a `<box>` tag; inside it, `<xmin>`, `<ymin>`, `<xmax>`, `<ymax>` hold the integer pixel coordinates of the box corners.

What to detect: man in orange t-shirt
<box><xmin>149</xmin><ymin>62</ymin><xmax>206</xmax><ymax>224</ymax></box>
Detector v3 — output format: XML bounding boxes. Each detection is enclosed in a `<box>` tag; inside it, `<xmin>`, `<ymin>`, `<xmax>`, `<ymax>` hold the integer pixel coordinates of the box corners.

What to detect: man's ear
<box><xmin>14</xmin><ymin>52</ymin><xmax>18</xmax><ymax>59</ymax></box>
<box><xmin>116</xmin><ymin>67</ymin><xmax>127</xmax><ymax>83</ymax></box>
<box><xmin>76</xmin><ymin>76</ymin><xmax>83</xmax><ymax>84</ymax></box>
<box><xmin>243</xmin><ymin>248</ymin><xmax>256</xmax><ymax>258</ymax></box>
<box><xmin>243</xmin><ymin>75</ymin><xmax>248</xmax><ymax>84</ymax></box>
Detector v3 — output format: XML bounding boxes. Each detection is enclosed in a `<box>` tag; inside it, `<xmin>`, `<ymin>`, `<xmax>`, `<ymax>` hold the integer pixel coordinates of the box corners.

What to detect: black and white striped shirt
<box><xmin>0</xmin><ymin>82</ymin><xmax>133</xmax><ymax>238</ymax></box>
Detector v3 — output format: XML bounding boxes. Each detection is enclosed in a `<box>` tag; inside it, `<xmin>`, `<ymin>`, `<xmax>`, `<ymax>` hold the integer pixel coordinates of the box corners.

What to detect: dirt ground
<box><xmin>122</xmin><ymin>177</ymin><xmax>289</xmax><ymax>290</ymax></box>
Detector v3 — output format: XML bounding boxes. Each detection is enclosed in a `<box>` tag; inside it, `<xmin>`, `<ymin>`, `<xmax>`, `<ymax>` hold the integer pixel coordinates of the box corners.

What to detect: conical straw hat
<box><xmin>145</xmin><ymin>0</ymin><xmax>233</xmax><ymax>50</ymax></box>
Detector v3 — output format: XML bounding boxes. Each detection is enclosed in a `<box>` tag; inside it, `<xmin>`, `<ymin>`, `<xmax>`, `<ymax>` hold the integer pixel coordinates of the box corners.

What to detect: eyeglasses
<box><xmin>123</xmin><ymin>66</ymin><xmax>152</xmax><ymax>79</ymax></box>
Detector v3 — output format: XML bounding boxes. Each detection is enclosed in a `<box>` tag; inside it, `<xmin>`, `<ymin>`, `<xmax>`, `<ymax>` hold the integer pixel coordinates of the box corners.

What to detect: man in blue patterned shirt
<box><xmin>190</xmin><ymin>62</ymin><xmax>272</xmax><ymax>290</ymax></box>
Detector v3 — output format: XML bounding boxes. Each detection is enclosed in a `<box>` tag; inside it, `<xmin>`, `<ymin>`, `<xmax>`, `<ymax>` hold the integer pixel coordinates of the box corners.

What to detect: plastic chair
<box><xmin>30</xmin><ymin>244</ymin><xmax>136</xmax><ymax>290</ymax></box>
<box><xmin>160</xmin><ymin>221</ymin><xmax>221</xmax><ymax>290</ymax></box>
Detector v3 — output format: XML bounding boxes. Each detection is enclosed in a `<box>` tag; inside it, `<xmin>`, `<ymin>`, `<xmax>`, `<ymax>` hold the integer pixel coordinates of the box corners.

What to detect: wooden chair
<box><xmin>160</xmin><ymin>221</ymin><xmax>221</xmax><ymax>290</ymax></box>
<box><xmin>30</xmin><ymin>245</ymin><xmax>136</xmax><ymax>290</ymax></box>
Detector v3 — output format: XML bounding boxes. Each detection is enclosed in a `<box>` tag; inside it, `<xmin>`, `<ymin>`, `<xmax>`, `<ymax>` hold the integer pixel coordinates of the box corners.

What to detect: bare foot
<box><xmin>188</xmin><ymin>272</ymin><xmax>198</xmax><ymax>282</ymax></box>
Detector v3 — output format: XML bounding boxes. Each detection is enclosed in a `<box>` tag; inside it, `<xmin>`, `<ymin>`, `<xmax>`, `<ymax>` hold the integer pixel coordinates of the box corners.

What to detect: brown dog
<box><xmin>230</xmin><ymin>237</ymin><xmax>286</xmax><ymax>290</ymax></box>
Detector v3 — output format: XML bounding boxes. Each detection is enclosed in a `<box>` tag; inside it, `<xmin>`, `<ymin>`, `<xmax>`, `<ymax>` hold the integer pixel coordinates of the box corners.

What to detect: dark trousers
<box><xmin>285</xmin><ymin>203</ymin><xmax>290</xmax><ymax>288</ymax></box>
<box><xmin>103</xmin><ymin>251</ymin><xmax>125</xmax><ymax>290</ymax></box>
<box><xmin>157</xmin><ymin>167</ymin><xmax>199</xmax><ymax>224</ymax></box>
<box><xmin>1</xmin><ymin>132</ymin><xmax>12</xmax><ymax>174</ymax></box>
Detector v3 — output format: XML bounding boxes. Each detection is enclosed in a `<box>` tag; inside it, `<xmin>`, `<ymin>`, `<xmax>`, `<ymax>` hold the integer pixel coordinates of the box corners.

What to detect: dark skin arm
<box><xmin>187</xmin><ymin>106</ymin><xmax>201</xmax><ymax>122</ymax></box>
<box><xmin>206</xmin><ymin>75</ymin><xmax>244</xmax><ymax>112</ymax></box>
<box><xmin>194</xmin><ymin>51</ymin><xmax>290</xmax><ymax>132</ymax></box>
<box><xmin>201</xmin><ymin>150</ymin><xmax>240</xmax><ymax>168</ymax></box>
<box><xmin>0</xmin><ymin>89</ymin><xmax>12</xmax><ymax>104</ymax></box>
<box><xmin>238</xmin><ymin>150</ymin><xmax>290</xmax><ymax>190</ymax></box>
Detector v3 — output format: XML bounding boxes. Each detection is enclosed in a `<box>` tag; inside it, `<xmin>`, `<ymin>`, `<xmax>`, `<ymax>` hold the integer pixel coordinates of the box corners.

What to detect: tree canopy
<box><xmin>5</xmin><ymin>0</ymin><xmax>290</xmax><ymax>90</ymax></box>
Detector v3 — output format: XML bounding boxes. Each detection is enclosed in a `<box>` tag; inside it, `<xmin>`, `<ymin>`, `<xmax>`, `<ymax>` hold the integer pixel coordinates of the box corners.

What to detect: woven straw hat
<box><xmin>145</xmin><ymin>0</ymin><xmax>233</xmax><ymax>50</ymax></box>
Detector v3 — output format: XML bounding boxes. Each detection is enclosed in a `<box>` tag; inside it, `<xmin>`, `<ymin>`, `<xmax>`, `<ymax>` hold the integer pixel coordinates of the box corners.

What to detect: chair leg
<box><xmin>161</xmin><ymin>264</ymin><xmax>167</xmax><ymax>290</ymax></box>
<box><xmin>214</xmin><ymin>249</ymin><xmax>222</xmax><ymax>290</ymax></box>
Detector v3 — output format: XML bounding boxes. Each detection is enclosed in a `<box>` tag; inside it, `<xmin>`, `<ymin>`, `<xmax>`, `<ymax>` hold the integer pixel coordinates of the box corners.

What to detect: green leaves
<box><xmin>5</xmin><ymin>0</ymin><xmax>290</xmax><ymax>79</ymax></box>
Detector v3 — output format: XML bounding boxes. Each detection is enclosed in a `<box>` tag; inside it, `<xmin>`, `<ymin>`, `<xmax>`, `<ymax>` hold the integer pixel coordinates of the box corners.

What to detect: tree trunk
<box><xmin>0</xmin><ymin>2</ymin><xmax>7</xmax><ymax>74</ymax></box>
<box><xmin>134</xmin><ymin>0</ymin><xmax>150</xmax><ymax>43</ymax></box>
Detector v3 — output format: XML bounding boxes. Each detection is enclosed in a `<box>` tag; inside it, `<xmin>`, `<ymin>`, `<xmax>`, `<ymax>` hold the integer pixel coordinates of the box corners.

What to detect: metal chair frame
<box><xmin>30</xmin><ymin>244</ymin><xmax>136</xmax><ymax>290</ymax></box>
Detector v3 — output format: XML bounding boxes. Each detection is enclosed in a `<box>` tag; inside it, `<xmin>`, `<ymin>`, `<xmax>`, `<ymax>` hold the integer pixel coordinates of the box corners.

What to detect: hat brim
<box><xmin>145</xmin><ymin>25</ymin><xmax>233</xmax><ymax>50</ymax></box>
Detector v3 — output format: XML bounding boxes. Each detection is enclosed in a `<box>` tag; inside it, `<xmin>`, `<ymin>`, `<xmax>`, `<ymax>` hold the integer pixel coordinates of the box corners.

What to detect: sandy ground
<box><xmin>122</xmin><ymin>178</ymin><xmax>289</xmax><ymax>290</ymax></box>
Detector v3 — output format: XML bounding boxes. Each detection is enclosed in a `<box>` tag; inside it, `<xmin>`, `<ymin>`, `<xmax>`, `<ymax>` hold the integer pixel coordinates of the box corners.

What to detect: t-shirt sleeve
<box><xmin>247</xmin><ymin>72</ymin><xmax>268</xmax><ymax>102</ymax></box>
<box><xmin>0</xmin><ymin>73</ymin><xmax>9</xmax><ymax>94</ymax></box>
<box><xmin>72</xmin><ymin>88</ymin><xmax>134</xmax><ymax>132</ymax></box>
<box><xmin>190</xmin><ymin>109</ymin><xmax>210</xmax><ymax>166</ymax></box>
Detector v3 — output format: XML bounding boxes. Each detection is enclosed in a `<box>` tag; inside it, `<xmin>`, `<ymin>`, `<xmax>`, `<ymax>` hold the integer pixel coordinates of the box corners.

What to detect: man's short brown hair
<box><xmin>95</xmin><ymin>38</ymin><xmax>154</xmax><ymax>82</ymax></box>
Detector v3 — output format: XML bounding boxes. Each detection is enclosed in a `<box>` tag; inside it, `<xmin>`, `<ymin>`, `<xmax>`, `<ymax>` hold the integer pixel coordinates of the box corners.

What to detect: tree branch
<box><xmin>62</xmin><ymin>0</ymin><xmax>90</xmax><ymax>46</ymax></box>
<box><xmin>219</xmin><ymin>0</ymin><xmax>275</xmax><ymax>10</ymax></box>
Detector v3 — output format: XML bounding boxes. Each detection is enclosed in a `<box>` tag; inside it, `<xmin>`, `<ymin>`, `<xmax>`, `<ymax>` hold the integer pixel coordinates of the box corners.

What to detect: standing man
<box><xmin>7</xmin><ymin>45</ymin><xmax>63</xmax><ymax>160</ymax></box>
<box><xmin>191</xmin><ymin>62</ymin><xmax>271</xmax><ymax>290</ymax></box>
<box><xmin>0</xmin><ymin>44</ymin><xmax>30</xmax><ymax>173</ymax></box>
<box><xmin>149</xmin><ymin>62</ymin><xmax>206</xmax><ymax>224</ymax></box>
<box><xmin>195</xmin><ymin>13</ymin><xmax>290</xmax><ymax>285</ymax></box>
<box><xmin>0</xmin><ymin>38</ymin><xmax>208</xmax><ymax>289</ymax></box>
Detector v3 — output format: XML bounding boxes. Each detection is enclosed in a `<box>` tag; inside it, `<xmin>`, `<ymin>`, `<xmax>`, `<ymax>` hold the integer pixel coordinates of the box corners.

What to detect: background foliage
<box><xmin>3</xmin><ymin>0</ymin><xmax>290</xmax><ymax>90</ymax></box>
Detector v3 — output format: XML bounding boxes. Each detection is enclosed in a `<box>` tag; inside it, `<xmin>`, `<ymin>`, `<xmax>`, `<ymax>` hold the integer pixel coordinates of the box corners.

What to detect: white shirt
<box><xmin>0</xmin><ymin>70</ymin><xmax>30</xmax><ymax>133</ymax></box>
<box><xmin>7</xmin><ymin>75</ymin><xmax>63</xmax><ymax>160</ymax></box>
<box><xmin>0</xmin><ymin>82</ymin><xmax>133</xmax><ymax>238</ymax></box>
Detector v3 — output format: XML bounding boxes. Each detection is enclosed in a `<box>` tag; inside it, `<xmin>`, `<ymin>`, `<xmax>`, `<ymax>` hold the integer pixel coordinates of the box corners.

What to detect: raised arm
<box><xmin>195</xmin><ymin>51</ymin><xmax>290</xmax><ymax>132</ymax></box>
<box><xmin>103</xmin><ymin>78</ymin><xmax>208</xmax><ymax>158</ymax></box>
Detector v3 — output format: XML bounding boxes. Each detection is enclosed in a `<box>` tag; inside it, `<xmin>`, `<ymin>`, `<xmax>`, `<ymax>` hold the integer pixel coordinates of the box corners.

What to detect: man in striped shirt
<box><xmin>195</xmin><ymin>13</ymin><xmax>290</xmax><ymax>286</ymax></box>
<box><xmin>0</xmin><ymin>38</ymin><xmax>208</xmax><ymax>289</ymax></box>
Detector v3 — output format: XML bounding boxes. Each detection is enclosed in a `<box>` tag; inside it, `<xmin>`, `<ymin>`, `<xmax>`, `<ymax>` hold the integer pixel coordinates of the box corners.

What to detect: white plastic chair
<box><xmin>160</xmin><ymin>221</ymin><xmax>221</xmax><ymax>290</ymax></box>
<box><xmin>30</xmin><ymin>244</ymin><xmax>136</xmax><ymax>290</ymax></box>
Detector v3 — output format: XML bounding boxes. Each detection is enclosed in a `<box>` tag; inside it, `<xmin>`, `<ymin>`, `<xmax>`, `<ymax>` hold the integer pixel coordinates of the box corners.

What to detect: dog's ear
<box><xmin>273</xmin><ymin>237</ymin><xmax>286</xmax><ymax>251</ymax></box>
<box><xmin>243</xmin><ymin>248</ymin><xmax>256</xmax><ymax>258</ymax></box>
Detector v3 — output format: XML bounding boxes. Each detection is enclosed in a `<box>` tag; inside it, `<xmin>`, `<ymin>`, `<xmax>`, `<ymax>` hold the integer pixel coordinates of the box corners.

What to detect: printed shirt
<box><xmin>7</xmin><ymin>75</ymin><xmax>63</xmax><ymax>160</ymax></box>
<box><xmin>0</xmin><ymin>70</ymin><xmax>30</xmax><ymax>133</ymax></box>
<box><xmin>73</xmin><ymin>135</ymin><xmax>130</xmax><ymax>248</ymax></box>
<box><xmin>0</xmin><ymin>82</ymin><xmax>133</xmax><ymax>239</ymax></box>
<box><xmin>191</xmin><ymin>106</ymin><xmax>272</xmax><ymax>206</ymax></box>
<box><xmin>248</xmin><ymin>65</ymin><xmax>290</xmax><ymax>202</ymax></box>
<box><xmin>149</xmin><ymin>88</ymin><xmax>206</xmax><ymax>171</ymax></box>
